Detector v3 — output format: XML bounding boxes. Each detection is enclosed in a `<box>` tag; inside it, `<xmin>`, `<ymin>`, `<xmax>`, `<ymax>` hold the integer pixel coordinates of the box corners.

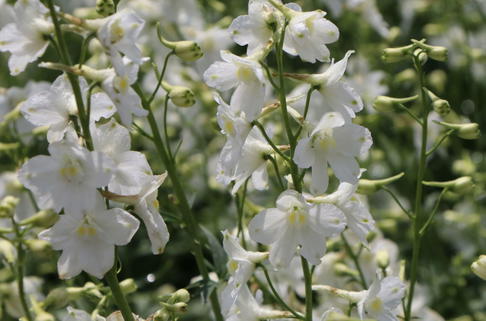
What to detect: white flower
<box><xmin>97</xmin><ymin>9</ymin><xmax>145</xmax><ymax>67</ymax></box>
<box><xmin>357</xmin><ymin>276</ymin><xmax>406</xmax><ymax>321</ymax></box>
<box><xmin>18</xmin><ymin>138</ymin><xmax>114</xmax><ymax>213</ymax></box>
<box><xmin>21</xmin><ymin>74</ymin><xmax>115</xmax><ymax>143</ymax></box>
<box><xmin>204</xmin><ymin>50</ymin><xmax>266</xmax><ymax>121</ymax></box>
<box><xmin>217</xmin><ymin>127</ymin><xmax>272</xmax><ymax>194</ymax></box>
<box><xmin>310</xmin><ymin>182</ymin><xmax>375</xmax><ymax>243</ymax></box>
<box><xmin>0</xmin><ymin>0</ymin><xmax>53</xmax><ymax>75</ymax></box>
<box><xmin>271</xmin><ymin>1</ymin><xmax>339</xmax><ymax>63</ymax></box>
<box><xmin>221</xmin><ymin>230</ymin><xmax>268</xmax><ymax>314</ymax></box>
<box><xmin>92</xmin><ymin>118</ymin><xmax>151</xmax><ymax>195</ymax></box>
<box><xmin>249</xmin><ymin>190</ymin><xmax>346</xmax><ymax>268</ymax></box>
<box><xmin>294</xmin><ymin>112</ymin><xmax>372</xmax><ymax>194</ymax></box>
<box><xmin>39</xmin><ymin>195</ymin><xmax>139</xmax><ymax>279</ymax></box>
<box><xmin>101</xmin><ymin>57</ymin><xmax>148</xmax><ymax>126</ymax></box>
<box><xmin>228</xmin><ymin>0</ymin><xmax>276</xmax><ymax>55</ymax></box>
<box><xmin>308</xmin><ymin>51</ymin><xmax>363</xmax><ymax>122</ymax></box>
<box><xmin>472</xmin><ymin>255</ymin><xmax>486</xmax><ymax>280</ymax></box>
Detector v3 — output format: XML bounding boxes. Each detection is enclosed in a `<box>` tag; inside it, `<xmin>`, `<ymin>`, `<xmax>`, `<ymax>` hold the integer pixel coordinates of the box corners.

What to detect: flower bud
<box><xmin>471</xmin><ymin>255</ymin><xmax>486</xmax><ymax>280</ymax></box>
<box><xmin>20</xmin><ymin>210</ymin><xmax>59</xmax><ymax>228</ymax></box>
<box><xmin>357</xmin><ymin>172</ymin><xmax>405</xmax><ymax>195</ymax></box>
<box><xmin>96</xmin><ymin>0</ymin><xmax>115</xmax><ymax>17</ymax></box>
<box><xmin>375</xmin><ymin>249</ymin><xmax>390</xmax><ymax>269</ymax></box>
<box><xmin>382</xmin><ymin>45</ymin><xmax>413</xmax><ymax>63</ymax></box>
<box><xmin>334</xmin><ymin>263</ymin><xmax>359</xmax><ymax>279</ymax></box>
<box><xmin>120</xmin><ymin>278</ymin><xmax>137</xmax><ymax>295</ymax></box>
<box><xmin>0</xmin><ymin>196</ymin><xmax>19</xmax><ymax>218</ymax></box>
<box><xmin>153</xmin><ymin>309</ymin><xmax>170</xmax><ymax>321</ymax></box>
<box><xmin>25</xmin><ymin>239</ymin><xmax>51</xmax><ymax>252</ymax></box>
<box><xmin>0</xmin><ymin>240</ymin><xmax>16</xmax><ymax>263</ymax></box>
<box><xmin>424</xmin><ymin>88</ymin><xmax>450</xmax><ymax>117</ymax></box>
<box><xmin>372</xmin><ymin>96</ymin><xmax>418</xmax><ymax>113</ymax></box>
<box><xmin>413</xmin><ymin>48</ymin><xmax>428</xmax><ymax>65</ymax></box>
<box><xmin>162</xmin><ymin>302</ymin><xmax>188</xmax><ymax>314</ymax></box>
<box><xmin>170</xmin><ymin>289</ymin><xmax>190</xmax><ymax>303</ymax></box>
<box><xmin>427</xmin><ymin>46</ymin><xmax>448</xmax><ymax>62</ymax></box>
<box><xmin>423</xmin><ymin>176</ymin><xmax>474</xmax><ymax>194</ymax></box>
<box><xmin>159</xmin><ymin>36</ymin><xmax>203</xmax><ymax>62</ymax></box>
<box><xmin>162</xmin><ymin>82</ymin><xmax>196</xmax><ymax>107</ymax></box>
<box><xmin>438</xmin><ymin>121</ymin><xmax>480</xmax><ymax>140</ymax></box>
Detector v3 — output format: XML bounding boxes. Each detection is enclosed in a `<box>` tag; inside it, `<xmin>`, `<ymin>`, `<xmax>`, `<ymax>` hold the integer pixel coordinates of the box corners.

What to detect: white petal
<box><xmin>269</xmin><ymin>228</ymin><xmax>297</xmax><ymax>268</ymax></box>
<box><xmin>327</xmin><ymin>153</ymin><xmax>360</xmax><ymax>185</ymax></box>
<box><xmin>96</xmin><ymin>208</ymin><xmax>140</xmax><ymax>246</ymax></box>
<box><xmin>294</xmin><ymin>137</ymin><xmax>315</xmax><ymax>169</ymax></box>
<box><xmin>251</xmin><ymin>163</ymin><xmax>268</xmax><ymax>190</ymax></box>
<box><xmin>308</xmin><ymin>203</ymin><xmax>346</xmax><ymax>236</ymax></box>
<box><xmin>249</xmin><ymin>208</ymin><xmax>286</xmax><ymax>245</ymax></box>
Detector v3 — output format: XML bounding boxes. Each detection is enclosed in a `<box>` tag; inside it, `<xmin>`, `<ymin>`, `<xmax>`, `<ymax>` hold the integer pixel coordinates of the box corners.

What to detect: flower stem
<box><xmin>404</xmin><ymin>55</ymin><xmax>430</xmax><ymax>321</ymax></box>
<box><xmin>301</xmin><ymin>256</ymin><xmax>313</xmax><ymax>321</ymax></box>
<box><xmin>341</xmin><ymin>234</ymin><xmax>368</xmax><ymax>289</ymax></box>
<box><xmin>105</xmin><ymin>263</ymin><xmax>135</xmax><ymax>321</ymax></box>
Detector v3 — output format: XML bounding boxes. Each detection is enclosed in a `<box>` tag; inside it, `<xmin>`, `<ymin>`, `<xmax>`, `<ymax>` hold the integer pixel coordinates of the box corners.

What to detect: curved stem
<box><xmin>381</xmin><ymin>186</ymin><xmax>413</xmax><ymax>219</ymax></box>
<box><xmin>149</xmin><ymin>52</ymin><xmax>174</xmax><ymax>104</ymax></box>
<box><xmin>426</xmin><ymin>129</ymin><xmax>455</xmax><ymax>157</ymax></box>
<box><xmin>301</xmin><ymin>256</ymin><xmax>313</xmax><ymax>321</ymax></box>
<box><xmin>341</xmin><ymin>234</ymin><xmax>368</xmax><ymax>289</ymax></box>
<box><xmin>266</xmin><ymin>155</ymin><xmax>285</xmax><ymax>190</ymax></box>
<box><xmin>105</xmin><ymin>261</ymin><xmax>135</xmax><ymax>321</ymax></box>
<box><xmin>419</xmin><ymin>188</ymin><xmax>448</xmax><ymax>236</ymax></box>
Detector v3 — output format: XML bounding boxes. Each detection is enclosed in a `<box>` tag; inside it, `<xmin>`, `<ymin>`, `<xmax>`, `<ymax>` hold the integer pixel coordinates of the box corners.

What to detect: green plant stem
<box><xmin>252</xmin><ymin>120</ymin><xmax>290</xmax><ymax>162</ymax></box>
<box><xmin>419</xmin><ymin>188</ymin><xmax>448</xmax><ymax>236</ymax></box>
<box><xmin>301</xmin><ymin>256</ymin><xmax>313</xmax><ymax>321</ymax></box>
<box><xmin>404</xmin><ymin>57</ymin><xmax>430</xmax><ymax>321</ymax></box>
<box><xmin>133</xmin><ymin>83</ymin><xmax>223</xmax><ymax>321</ymax></box>
<box><xmin>293</xmin><ymin>87</ymin><xmax>315</xmax><ymax>142</ymax></box>
<box><xmin>235</xmin><ymin>178</ymin><xmax>249</xmax><ymax>248</ymax></box>
<box><xmin>11</xmin><ymin>218</ymin><xmax>33</xmax><ymax>321</ymax></box>
<box><xmin>149</xmin><ymin>52</ymin><xmax>174</xmax><ymax>104</ymax></box>
<box><xmin>266</xmin><ymin>155</ymin><xmax>285</xmax><ymax>190</ymax></box>
<box><xmin>426</xmin><ymin>129</ymin><xmax>455</xmax><ymax>157</ymax></box>
<box><xmin>341</xmin><ymin>234</ymin><xmax>368</xmax><ymax>289</ymax></box>
<box><xmin>381</xmin><ymin>186</ymin><xmax>413</xmax><ymax>219</ymax></box>
<box><xmin>105</xmin><ymin>263</ymin><xmax>135</xmax><ymax>321</ymax></box>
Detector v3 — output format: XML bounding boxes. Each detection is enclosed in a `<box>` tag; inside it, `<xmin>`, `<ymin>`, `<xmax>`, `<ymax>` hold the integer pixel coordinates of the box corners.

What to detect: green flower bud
<box><xmin>159</xmin><ymin>36</ymin><xmax>203</xmax><ymax>62</ymax></box>
<box><xmin>0</xmin><ymin>240</ymin><xmax>16</xmax><ymax>263</ymax></box>
<box><xmin>120</xmin><ymin>278</ymin><xmax>137</xmax><ymax>295</ymax></box>
<box><xmin>427</xmin><ymin>46</ymin><xmax>448</xmax><ymax>62</ymax></box>
<box><xmin>170</xmin><ymin>289</ymin><xmax>190</xmax><ymax>303</ymax></box>
<box><xmin>423</xmin><ymin>176</ymin><xmax>474</xmax><ymax>194</ymax></box>
<box><xmin>162</xmin><ymin>82</ymin><xmax>196</xmax><ymax>107</ymax></box>
<box><xmin>0</xmin><ymin>196</ymin><xmax>19</xmax><ymax>218</ymax></box>
<box><xmin>372</xmin><ymin>96</ymin><xmax>418</xmax><ymax>113</ymax></box>
<box><xmin>162</xmin><ymin>302</ymin><xmax>188</xmax><ymax>314</ymax></box>
<box><xmin>357</xmin><ymin>172</ymin><xmax>405</xmax><ymax>195</ymax></box>
<box><xmin>382</xmin><ymin>45</ymin><xmax>413</xmax><ymax>63</ymax></box>
<box><xmin>334</xmin><ymin>263</ymin><xmax>359</xmax><ymax>279</ymax></box>
<box><xmin>438</xmin><ymin>121</ymin><xmax>480</xmax><ymax>140</ymax></box>
<box><xmin>471</xmin><ymin>255</ymin><xmax>486</xmax><ymax>280</ymax></box>
<box><xmin>375</xmin><ymin>249</ymin><xmax>390</xmax><ymax>269</ymax></box>
<box><xmin>96</xmin><ymin>0</ymin><xmax>115</xmax><ymax>17</ymax></box>
<box><xmin>413</xmin><ymin>48</ymin><xmax>428</xmax><ymax>65</ymax></box>
<box><xmin>153</xmin><ymin>309</ymin><xmax>170</xmax><ymax>321</ymax></box>
<box><xmin>20</xmin><ymin>210</ymin><xmax>59</xmax><ymax>228</ymax></box>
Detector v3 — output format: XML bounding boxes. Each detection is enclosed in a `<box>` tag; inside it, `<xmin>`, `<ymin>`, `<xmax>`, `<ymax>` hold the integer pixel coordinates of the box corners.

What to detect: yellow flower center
<box><xmin>368</xmin><ymin>297</ymin><xmax>383</xmax><ymax>313</ymax></box>
<box><xmin>288</xmin><ymin>206</ymin><xmax>307</xmax><ymax>225</ymax></box>
<box><xmin>236</xmin><ymin>66</ymin><xmax>255</xmax><ymax>82</ymax></box>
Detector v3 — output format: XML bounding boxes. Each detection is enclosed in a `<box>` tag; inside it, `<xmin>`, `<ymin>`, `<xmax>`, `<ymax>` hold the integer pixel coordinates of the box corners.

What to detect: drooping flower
<box><xmin>21</xmin><ymin>74</ymin><xmax>115</xmax><ymax>143</ymax></box>
<box><xmin>39</xmin><ymin>195</ymin><xmax>139</xmax><ymax>279</ymax></box>
<box><xmin>18</xmin><ymin>137</ymin><xmax>114</xmax><ymax>213</ymax></box>
<box><xmin>0</xmin><ymin>0</ymin><xmax>53</xmax><ymax>75</ymax></box>
<box><xmin>204</xmin><ymin>50</ymin><xmax>266</xmax><ymax>121</ymax></box>
<box><xmin>294</xmin><ymin>112</ymin><xmax>372</xmax><ymax>194</ymax></box>
<box><xmin>249</xmin><ymin>190</ymin><xmax>346</xmax><ymax>268</ymax></box>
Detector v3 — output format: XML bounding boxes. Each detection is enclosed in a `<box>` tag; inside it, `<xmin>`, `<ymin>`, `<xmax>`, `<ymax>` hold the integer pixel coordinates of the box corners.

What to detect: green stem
<box><xmin>252</xmin><ymin>120</ymin><xmax>290</xmax><ymax>162</ymax></box>
<box><xmin>133</xmin><ymin>84</ymin><xmax>224</xmax><ymax>321</ymax></box>
<box><xmin>341</xmin><ymin>234</ymin><xmax>368</xmax><ymax>289</ymax></box>
<box><xmin>419</xmin><ymin>188</ymin><xmax>448</xmax><ymax>236</ymax></box>
<box><xmin>426</xmin><ymin>129</ymin><xmax>455</xmax><ymax>157</ymax></box>
<box><xmin>266</xmin><ymin>155</ymin><xmax>286</xmax><ymax>190</ymax></box>
<box><xmin>381</xmin><ymin>186</ymin><xmax>413</xmax><ymax>219</ymax></box>
<box><xmin>148</xmin><ymin>52</ymin><xmax>174</xmax><ymax>104</ymax></box>
<box><xmin>404</xmin><ymin>56</ymin><xmax>430</xmax><ymax>321</ymax></box>
<box><xmin>301</xmin><ymin>256</ymin><xmax>313</xmax><ymax>321</ymax></box>
<box><xmin>293</xmin><ymin>86</ymin><xmax>315</xmax><ymax>145</ymax></box>
<box><xmin>235</xmin><ymin>178</ymin><xmax>249</xmax><ymax>248</ymax></box>
<box><xmin>105</xmin><ymin>263</ymin><xmax>135</xmax><ymax>321</ymax></box>
<box><xmin>11</xmin><ymin>218</ymin><xmax>33</xmax><ymax>321</ymax></box>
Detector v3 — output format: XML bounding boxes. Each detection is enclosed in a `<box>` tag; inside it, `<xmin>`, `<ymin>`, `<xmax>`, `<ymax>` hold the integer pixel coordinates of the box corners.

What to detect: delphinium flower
<box><xmin>249</xmin><ymin>190</ymin><xmax>346</xmax><ymax>268</ymax></box>
<box><xmin>20</xmin><ymin>74</ymin><xmax>115</xmax><ymax>143</ymax></box>
<box><xmin>39</xmin><ymin>194</ymin><xmax>139</xmax><ymax>279</ymax></box>
<box><xmin>268</xmin><ymin>0</ymin><xmax>339</xmax><ymax>63</ymax></box>
<box><xmin>294</xmin><ymin>111</ymin><xmax>372</xmax><ymax>194</ymax></box>
<box><xmin>18</xmin><ymin>133</ymin><xmax>114</xmax><ymax>213</ymax></box>
<box><xmin>0</xmin><ymin>0</ymin><xmax>53</xmax><ymax>75</ymax></box>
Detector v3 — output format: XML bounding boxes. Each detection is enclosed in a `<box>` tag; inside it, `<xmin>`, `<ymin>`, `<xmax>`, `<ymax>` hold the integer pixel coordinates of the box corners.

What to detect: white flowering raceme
<box><xmin>228</xmin><ymin>0</ymin><xmax>277</xmax><ymax>55</ymax></box>
<box><xmin>97</xmin><ymin>9</ymin><xmax>145</xmax><ymax>68</ymax></box>
<box><xmin>101</xmin><ymin>57</ymin><xmax>148</xmax><ymax>126</ymax></box>
<box><xmin>0</xmin><ymin>0</ymin><xmax>53</xmax><ymax>75</ymax></box>
<box><xmin>21</xmin><ymin>74</ymin><xmax>115</xmax><ymax>143</ymax></box>
<box><xmin>221</xmin><ymin>230</ymin><xmax>268</xmax><ymax>314</ymax></box>
<box><xmin>18</xmin><ymin>137</ymin><xmax>114</xmax><ymax>213</ymax></box>
<box><xmin>92</xmin><ymin>118</ymin><xmax>151</xmax><ymax>195</ymax></box>
<box><xmin>217</xmin><ymin>127</ymin><xmax>272</xmax><ymax>194</ymax></box>
<box><xmin>39</xmin><ymin>195</ymin><xmax>139</xmax><ymax>279</ymax></box>
<box><xmin>294</xmin><ymin>112</ymin><xmax>372</xmax><ymax>194</ymax></box>
<box><xmin>357</xmin><ymin>276</ymin><xmax>406</xmax><ymax>321</ymax></box>
<box><xmin>269</xmin><ymin>0</ymin><xmax>339</xmax><ymax>63</ymax></box>
<box><xmin>310</xmin><ymin>182</ymin><xmax>375</xmax><ymax>243</ymax></box>
<box><xmin>307</xmin><ymin>51</ymin><xmax>363</xmax><ymax>122</ymax></box>
<box><xmin>249</xmin><ymin>190</ymin><xmax>346</xmax><ymax>268</ymax></box>
<box><xmin>204</xmin><ymin>50</ymin><xmax>266</xmax><ymax>121</ymax></box>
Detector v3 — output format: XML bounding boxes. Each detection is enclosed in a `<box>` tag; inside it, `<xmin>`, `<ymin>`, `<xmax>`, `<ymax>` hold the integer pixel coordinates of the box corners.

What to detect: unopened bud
<box><xmin>159</xmin><ymin>35</ymin><xmax>203</xmax><ymax>62</ymax></box>
<box><xmin>423</xmin><ymin>176</ymin><xmax>474</xmax><ymax>194</ymax></box>
<box><xmin>20</xmin><ymin>210</ymin><xmax>58</xmax><ymax>228</ymax></box>
<box><xmin>0</xmin><ymin>240</ymin><xmax>16</xmax><ymax>263</ymax></box>
<box><xmin>96</xmin><ymin>0</ymin><xmax>115</xmax><ymax>17</ymax></box>
<box><xmin>373</xmin><ymin>96</ymin><xmax>418</xmax><ymax>113</ymax></box>
<box><xmin>153</xmin><ymin>309</ymin><xmax>170</xmax><ymax>321</ymax></box>
<box><xmin>170</xmin><ymin>289</ymin><xmax>190</xmax><ymax>303</ymax></box>
<box><xmin>32</xmin><ymin>299</ymin><xmax>55</xmax><ymax>321</ymax></box>
<box><xmin>471</xmin><ymin>255</ymin><xmax>486</xmax><ymax>280</ymax></box>
<box><xmin>162</xmin><ymin>82</ymin><xmax>196</xmax><ymax>107</ymax></box>
<box><xmin>413</xmin><ymin>48</ymin><xmax>428</xmax><ymax>65</ymax></box>
<box><xmin>438</xmin><ymin>121</ymin><xmax>480</xmax><ymax>140</ymax></box>
<box><xmin>357</xmin><ymin>172</ymin><xmax>405</xmax><ymax>195</ymax></box>
<box><xmin>424</xmin><ymin>88</ymin><xmax>450</xmax><ymax>117</ymax></box>
<box><xmin>0</xmin><ymin>196</ymin><xmax>19</xmax><ymax>218</ymax></box>
<box><xmin>382</xmin><ymin>45</ymin><xmax>413</xmax><ymax>63</ymax></box>
<box><xmin>162</xmin><ymin>302</ymin><xmax>188</xmax><ymax>314</ymax></box>
<box><xmin>120</xmin><ymin>278</ymin><xmax>137</xmax><ymax>295</ymax></box>
<box><xmin>334</xmin><ymin>263</ymin><xmax>359</xmax><ymax>279</ymax></box>
<box><xmin>25</xmin><ymin>239</ymin><xmax>51</xmax><ymax>252</ymax></box>
<box><xmin>375</xmin><ymin>250</ymin><xmax>390</xmax><ymax>269</ymax></box>
<box><xmin>427</xmin><ymin>46</ymin><xmax>448</xmax><ymax>62</ymax></box>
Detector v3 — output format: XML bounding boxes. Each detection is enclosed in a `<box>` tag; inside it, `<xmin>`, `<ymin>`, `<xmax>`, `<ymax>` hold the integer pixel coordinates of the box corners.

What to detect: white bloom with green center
<box><xmin>310</xmin><ymin>182</ymin><xmax>375</xmax><ymax>243</ymax></box>
<box><xmin>204</xmin><ymin>50</ymin><xmax>266</xmax><ymax>121</ymax></box>
<box><xmin>249</xmin><ymin>190</ymin><xmax>346</xmax><ymax>268</ymax></box>
<box><xmin>18</xmin><ymin>138</ymin><xmax>114</xmax><ymax>213</ymax></box>
<box><xmin>221</xmin><ymin>230</ymin><xmax>268</xmax><ymax>314</ymax></box>
<box><xmin>228</xmin><ymin>0</ymin><xmax>276</xmax><ymax>55</ymax></box>
<box><xmin>357</xmin><ymin>276</ymin><xmax>406</xmax><ymax>321</ymax></box>
<box><xmin>0</xmin><ymin>0</ymin><xmax>53</xmax><ymax>75</ymax></box>
<box><xmin>39</xmin><ymin>195</ymin><xmax>139</xmax><ymax>279</ymax></box>
<box><xmin>274</xmin><ymin>2</ymin><xmax>339</xmax><ymax>63</ymax></box>
<box><xmin>92</xmin><ymin>118</ymin><xmax>151</xmax><ymax>195</ymax></box>
<box><xmin>21</xmin><ymin>74</ymin><xmax>115</xmax><ymax>143</ymax></box>
<box><xmin>294</xmin><ymin>112</ymin><xmax>372</xmax><ymax>194</ymax></box>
